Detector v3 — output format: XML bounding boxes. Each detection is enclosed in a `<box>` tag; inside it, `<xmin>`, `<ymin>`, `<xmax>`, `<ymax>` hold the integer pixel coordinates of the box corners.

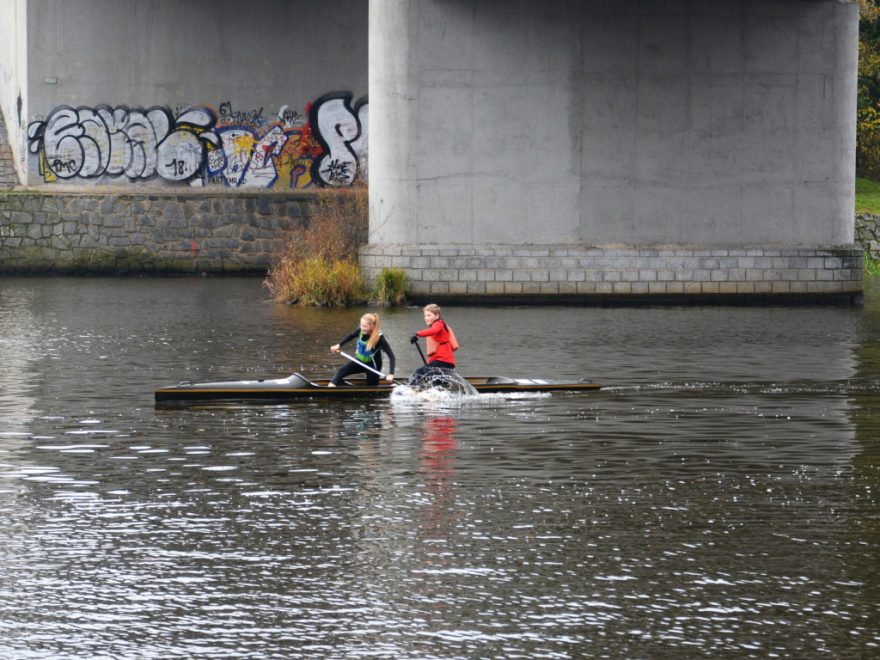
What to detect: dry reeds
<box><xmin>265</xmin><ymin>186</ymin><xmax>369</xmax><ymax>305</ymax></box>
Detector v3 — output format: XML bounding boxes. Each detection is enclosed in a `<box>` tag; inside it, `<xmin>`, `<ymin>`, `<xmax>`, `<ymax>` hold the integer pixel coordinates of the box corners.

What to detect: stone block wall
<box><xmin>0</xmin><ymin>191</ymin><xmax>312</xmax><ymax>274</ymax></box>
<box><xmin>0</xmin><ymin>188</ymin><xmax>864</xmax><ymax>304</ymax></box>
<box><xmin>856</xmin><ymin>213</ymin><xmax>880</xmax><ymax>259</ymax></box>
<box><xmin>360</xmin><ymin>244</ymin><xmax>863</xmax><ymax>303</ymax></box>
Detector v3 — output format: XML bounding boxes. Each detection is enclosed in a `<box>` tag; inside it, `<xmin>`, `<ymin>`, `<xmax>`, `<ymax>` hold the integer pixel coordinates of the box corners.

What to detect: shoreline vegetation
<box><xmin>858</xmin><ymin>177</ymin><xmax>880</xmax><ymax>215</ymax></box>
<box><xmin>264</xmin><ymin>179</ymin><xmax>880</xmax><ymax>305</ymax></box>
<box><xmin>858</xmin><ymin>178</ymin><xmax>880</xmax><ymax>277</ymax></box>
<box><xmin>263</xmin><ymin>186</ymin><xmax>407</xmax><ymax>306</ymax></box>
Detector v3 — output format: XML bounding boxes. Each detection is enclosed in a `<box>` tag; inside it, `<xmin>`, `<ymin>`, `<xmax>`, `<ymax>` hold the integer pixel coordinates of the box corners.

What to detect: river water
<box><xmin>1</xmin><ymin>276</ymin><xmax>879</xmax><ymax>658</ymax></box>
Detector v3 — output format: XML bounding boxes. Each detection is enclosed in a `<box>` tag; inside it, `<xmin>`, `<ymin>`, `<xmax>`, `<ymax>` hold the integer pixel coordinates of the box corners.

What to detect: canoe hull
<box><xmin>154</xmin><ymin>373</ymin><xmax>601</xmax><ymax>404</ymax></box>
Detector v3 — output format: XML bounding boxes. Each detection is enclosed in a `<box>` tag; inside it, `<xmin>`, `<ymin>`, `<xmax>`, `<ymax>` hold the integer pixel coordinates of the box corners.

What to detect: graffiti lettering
<box><xmin>310</xmin><ymin>92</ymin><xmax>368</xmax><ymax>187</ymax></box>
<box><xmin>166</xmin><ymin>159</ymin><xmax>187</xmax><ymax>177</ymax></box>
<box><xmin>28</xmin><ymin>94</ymin><xmax>368</xmax><ymax>189</ymax></box>
<box><xmin>218</xmin><ymin>101</ymin><xmax>265</xmax><ymax>127</ymax></box>
<box><xmin>52</xmin><ymin>159</ymin><xmax>78</xmax><ymax>174</ymax></box>
<box><xmin>276</xmin><ymin>104</ymin><xmax>306</xmax><ymax>128</ymax></box>
<box><xmin>321</xmin><ymin>158</ymin><xmax>352</xmax><ymax>183</ymax></box>
<box><xmin>217</xmin><ymin>124</ymin><xmax>290</xmax><ymax>188</ymax></box>
<box><xmin>27</xmin><ymin>105</ymin><xmax>218</xmax><ymax>182</ymax></box>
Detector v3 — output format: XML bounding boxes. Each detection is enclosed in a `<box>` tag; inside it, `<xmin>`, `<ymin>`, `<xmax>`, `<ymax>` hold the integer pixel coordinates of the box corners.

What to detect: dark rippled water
<box><xmin>1</xmin><ymin>277</ymin><xmax>879</xmax><ymax>657</ymax></box>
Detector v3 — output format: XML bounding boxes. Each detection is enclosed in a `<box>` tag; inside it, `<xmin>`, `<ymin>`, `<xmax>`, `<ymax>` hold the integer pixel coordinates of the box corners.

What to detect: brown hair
<box><xmin>423</xmin><ymin>304</ymin><xmax>442</xmax><ymax>317</ymax></box>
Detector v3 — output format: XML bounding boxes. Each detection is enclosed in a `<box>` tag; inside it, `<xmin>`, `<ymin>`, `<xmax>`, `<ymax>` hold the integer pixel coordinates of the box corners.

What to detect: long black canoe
<box><xmin>154</xmin><ymin>372</ymin><xmax>601</xmax><ymax>404</ymax></box>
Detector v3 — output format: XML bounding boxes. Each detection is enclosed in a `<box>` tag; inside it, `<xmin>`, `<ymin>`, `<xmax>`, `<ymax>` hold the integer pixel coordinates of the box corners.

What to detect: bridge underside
<box><xmin>364</xmin><ymin>0</ymin><xmax>861</xmax><ymax>301</ymax></box>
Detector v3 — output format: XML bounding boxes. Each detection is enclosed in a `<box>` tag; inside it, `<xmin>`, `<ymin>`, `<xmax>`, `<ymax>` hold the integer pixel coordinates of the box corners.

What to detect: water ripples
<box><xmin>1</xmin><ymin>278</ymin><xmax>879</xmax><ymax>656</ymax></box>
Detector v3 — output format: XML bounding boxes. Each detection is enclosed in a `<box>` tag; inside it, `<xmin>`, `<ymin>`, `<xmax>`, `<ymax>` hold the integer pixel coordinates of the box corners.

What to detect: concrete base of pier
<box><xmin>361</xmin><ymin>243</ymin><xmax>863</xmax><ymax>304</ymax></box>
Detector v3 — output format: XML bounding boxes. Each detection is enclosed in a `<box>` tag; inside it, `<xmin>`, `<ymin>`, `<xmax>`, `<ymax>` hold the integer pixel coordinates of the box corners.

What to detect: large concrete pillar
<box><xmin>364</xmin><ymin>0</ymin><xmax>861</xmax><ymax>302</ymax></box>
<box><xmin>0</xmin><ymin>0</ymin><xmax>27</xmax><ymax>186</ymax></box>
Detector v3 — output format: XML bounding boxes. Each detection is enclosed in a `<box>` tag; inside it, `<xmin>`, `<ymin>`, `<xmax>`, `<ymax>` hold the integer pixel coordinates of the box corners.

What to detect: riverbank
<box><xmin>0</xmin><ymin>187</ymin><xmax>866</xmax><ymax>303</ymax></box>
<box><xmin>857</xmin><ymin>178</ymin><xmax>880</xmax><ymax>277</ymax></box>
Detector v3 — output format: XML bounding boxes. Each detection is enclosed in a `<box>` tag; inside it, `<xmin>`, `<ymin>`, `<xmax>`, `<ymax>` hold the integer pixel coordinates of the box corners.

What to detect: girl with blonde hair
<box><xmin>329</xmin><ymin>313</ymin><xmax>396</xmax><ymax>386</ymax></box>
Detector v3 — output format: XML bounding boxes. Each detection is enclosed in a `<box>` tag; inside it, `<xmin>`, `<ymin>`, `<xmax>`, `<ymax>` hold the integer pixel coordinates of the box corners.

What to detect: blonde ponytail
<box><xmin>361</xmin><ymin>313</ymin><xmax>381</xmax><ymax>351</ymax></box>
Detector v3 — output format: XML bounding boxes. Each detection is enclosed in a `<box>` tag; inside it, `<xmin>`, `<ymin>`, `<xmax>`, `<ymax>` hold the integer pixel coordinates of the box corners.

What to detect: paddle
<box><xmin>338</xmin><ymin>350</ymin><xmax>395</xmax><ymax>383</ymax></box>
<box><xmin>413</xmin><ymin>339</ymin><xmax>428</xmax><ymax>365</ymax></box>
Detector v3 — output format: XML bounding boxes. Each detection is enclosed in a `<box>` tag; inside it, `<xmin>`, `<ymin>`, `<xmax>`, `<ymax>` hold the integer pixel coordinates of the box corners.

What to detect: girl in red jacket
<box><xmin>410</xmin><ymin>304</ymin><xmax>458</xmax><ymax>378</ymax></box>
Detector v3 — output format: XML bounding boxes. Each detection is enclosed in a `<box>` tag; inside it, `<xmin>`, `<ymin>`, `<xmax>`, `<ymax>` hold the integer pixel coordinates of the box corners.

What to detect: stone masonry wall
<box><xmin>0</xmin><ymin>191</ymin><xmax>312</xmax><ymax>274</ymax></box>
<box><xmin>360</xmin><ymin>244</ymin><xmax>864</xmax><ymax>303</ymax></box>
<box><xmin>0</xmin><ymin>189</ymin><xmax>864</xmax><ymax>303</ymax></box>
<box><xmin>856</xmin><ymin>213</ymin><xmax>880</xmax><ymax>259</ymax></box>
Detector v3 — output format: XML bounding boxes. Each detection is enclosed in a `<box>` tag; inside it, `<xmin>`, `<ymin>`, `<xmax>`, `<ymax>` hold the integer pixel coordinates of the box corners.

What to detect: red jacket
<box><xmin>417</xmin><ymin>319</ymin><xmax>456</xmax><ymax>365</ymax></box>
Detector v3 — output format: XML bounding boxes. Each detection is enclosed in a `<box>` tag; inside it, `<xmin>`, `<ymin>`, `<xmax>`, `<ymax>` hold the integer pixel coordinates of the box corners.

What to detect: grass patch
<box><xmin>856</xmin><ymin>177</ymin><xmax>880</xmax><ymax>214</ymax></box>
<box><xmin>865</xmin><ymin>252</ymin><xmax>880</xmax><ymax>278</ymax></box>
<box><xmin>373</xmin><ymin>267</ymin><xmax>408</xmax><ymax>306</ymax></box>
<box><xmin>858</xmin><ymin>177</ymin><xmax>880</xmax><ymax>277</ymax></box>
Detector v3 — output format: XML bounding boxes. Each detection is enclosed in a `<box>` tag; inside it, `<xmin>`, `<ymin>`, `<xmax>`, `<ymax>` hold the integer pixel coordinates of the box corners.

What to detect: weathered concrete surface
<box><xmin>2</xmin><ymin>0</ymin><xmax>368</xmax><ymax>188</ymax></box>
<box><xmin>0</xmin><ymin>0</ymin><xmax>26</xmax><ymax>183</ymax></box>
<box><xmin>0</xmin><ymin>110</ymin><xmax>17</xmax><ymax>189</ymax></box>
<box><xmin>0</xmin><ymin>0</ymin><xmax>864</xmax><ymax>300</ymax></box>
<box><xmin>366</xmin><ymin>0</ymin><xmax>860</xmax><ymax>300</ymax></box>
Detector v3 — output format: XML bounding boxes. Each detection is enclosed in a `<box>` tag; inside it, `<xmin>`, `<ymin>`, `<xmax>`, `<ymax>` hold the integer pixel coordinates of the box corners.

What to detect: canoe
<box><xmin>154</xmin><ymin>372</ymin><xmax>601</xmax><ymax>404</ymax></box>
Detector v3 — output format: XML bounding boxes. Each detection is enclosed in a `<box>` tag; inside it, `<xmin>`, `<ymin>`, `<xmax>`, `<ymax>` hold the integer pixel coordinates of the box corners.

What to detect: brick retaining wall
<box><xmin>360</xmin><ymin>243</ymin><xmax>864</xmax><ymax>303</ymax></box>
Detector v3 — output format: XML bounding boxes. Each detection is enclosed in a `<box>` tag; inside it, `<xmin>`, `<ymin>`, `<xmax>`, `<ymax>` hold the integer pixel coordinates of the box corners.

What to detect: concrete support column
<box><xmin>368</xmin><ymin>0</ymin><xmax>419</xmax><ymax>245</ymax></box>
<box><xmin>364</xmin><ymin>0</ymin><xmax>862</xmax><ymax>302</ymax></box>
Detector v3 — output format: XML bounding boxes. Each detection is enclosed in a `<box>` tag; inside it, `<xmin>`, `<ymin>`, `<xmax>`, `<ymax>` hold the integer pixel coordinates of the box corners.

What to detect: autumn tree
<box><xmin>858</xmin><ymin>0</ymin><xmax>880</xmax><ymax>178</ymax></box>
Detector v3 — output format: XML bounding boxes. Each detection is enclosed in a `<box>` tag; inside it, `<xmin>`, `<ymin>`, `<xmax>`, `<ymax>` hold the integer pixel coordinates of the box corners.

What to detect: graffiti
<box><xmin>218</xmin><ymin>101</ymin><xmax>266</xmax><ymax>128</ymax></box>
<box><xmin>212</xmin><ymin>94</ymin><xmax>366</xmax><ymax>189</ymax></box>
<box><xmin>310</xmin><ymin>92</ymin><xmax>368</xmax><ymax>187</ymax></box>
<box><xmin>28</xmin><ymin>93</ymin><xmax>367</xmax><ymax>189</ymax></box>
<box><xmin>211</xmin><ymin>124</ymin><xmax>293</xmax><ymax>188</ymax></box>
<box><xmin>276</xmin><ymin>105</ymin><xmax>306</xmax><ymax>128</ymax></box>
<box><xmin>27</xmin><ymin>105</ymin><xmax>218</xmax><ymax>183</ymax></box>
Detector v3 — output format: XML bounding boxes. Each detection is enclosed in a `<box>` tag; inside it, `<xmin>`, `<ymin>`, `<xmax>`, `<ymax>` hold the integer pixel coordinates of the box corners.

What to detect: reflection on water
<box><xmin>0</xmin><ymin>277</ymin><xmax>878</xmax><ymax>656</ymax></box>
<box><xmin>0</xmin><ymin>286</ymin><xmax>42</xmax><ymax>428</ymax></box>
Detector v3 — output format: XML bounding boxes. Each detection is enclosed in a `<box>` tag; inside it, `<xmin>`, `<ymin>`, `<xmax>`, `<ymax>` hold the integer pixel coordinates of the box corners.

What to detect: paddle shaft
<box><xmin>339</xmin><ymin>350</ymin><xmax>387</xmax><ymax>378</ymax></box>
<box><xmin>414</xmin><ymin>340</ymin><xmax>428</xmax><ymax>365</ymax></box>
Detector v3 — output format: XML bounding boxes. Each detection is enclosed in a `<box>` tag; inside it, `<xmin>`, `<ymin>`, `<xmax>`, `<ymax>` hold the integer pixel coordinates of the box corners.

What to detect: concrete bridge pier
<box><xmin>363</xmin><ymin>0</ymin><xmax>862</xmax><ymax>302</ymax></box>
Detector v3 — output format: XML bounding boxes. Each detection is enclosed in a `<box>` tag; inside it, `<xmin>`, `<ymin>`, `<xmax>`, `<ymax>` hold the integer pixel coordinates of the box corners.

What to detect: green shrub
<box><xmin>865</xmin><ymin>252</ymin><xmax>880</xmax><ymax>278</ymax></box>
<box><xmin>373</xmin><ymin>267</ymin><xmax>408</xmax><ymax>306</ymax></box>
<box><xmin>857</xmin><ymin>107</ymin><xmax>880</xmax><ymax>181</ymax></box>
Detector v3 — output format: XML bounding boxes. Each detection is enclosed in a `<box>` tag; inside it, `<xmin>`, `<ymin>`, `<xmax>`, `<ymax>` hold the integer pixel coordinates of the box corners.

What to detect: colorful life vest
<box><xmin>356</xmin><ymin>332</ymin><xmax>379</xmax><ymax>364</ymax></box>
<box><xmin>425</xmin><ymin>321</ymin><xmax>459</xmax><ymax>362</ymax></box>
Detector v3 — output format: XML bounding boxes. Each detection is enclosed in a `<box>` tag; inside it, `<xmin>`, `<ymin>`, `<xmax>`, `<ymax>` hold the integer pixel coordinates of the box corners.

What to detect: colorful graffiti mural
<box><xmin>209</xmin><ymin>99</ymin><xmax>319</xmax><ymax>190</ymax></box>
<box><xmin>26</xmin><ymin>93</ymin><xmax>368</xmax><ymax>189</ymax></box>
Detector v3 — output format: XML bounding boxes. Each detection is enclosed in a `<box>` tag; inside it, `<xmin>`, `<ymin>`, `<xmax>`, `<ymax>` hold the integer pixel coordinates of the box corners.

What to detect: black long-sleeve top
<box><xmin>338</xmin><ymin>330</ymin><xmax>396</xmax><ymax>374</ymax></box>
